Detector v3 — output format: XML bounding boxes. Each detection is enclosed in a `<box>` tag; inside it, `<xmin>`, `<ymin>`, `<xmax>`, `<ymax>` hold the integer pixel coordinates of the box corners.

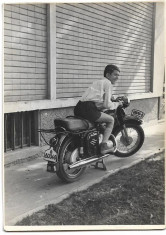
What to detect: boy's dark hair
<box><xmin>104</xmin><ymin>64</ymin><xmax>120</xmax><ymax>77</ymax></box>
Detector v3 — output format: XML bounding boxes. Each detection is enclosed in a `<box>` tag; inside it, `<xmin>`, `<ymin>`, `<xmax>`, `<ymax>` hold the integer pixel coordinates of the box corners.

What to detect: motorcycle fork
<box><xmin>121</xmin><ymin>124</ymin><xmax>130</xmax><ymax>144</ymax></box>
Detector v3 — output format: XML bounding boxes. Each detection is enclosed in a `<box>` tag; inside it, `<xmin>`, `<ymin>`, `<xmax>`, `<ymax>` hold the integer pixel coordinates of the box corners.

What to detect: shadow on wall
<box><xmin>56</xmin><ymin>2</ymin><xmax>155</xmax><ymax>98</ymax></box>
<box><xmin>114</xmin><ymin>8</ymin><xmax>153</xmax><ymax>95</ymax></box>
<box><xmin>125</xmin><ymin>98</ymin><xmax>158</xmax><ymax>122</ymax></box>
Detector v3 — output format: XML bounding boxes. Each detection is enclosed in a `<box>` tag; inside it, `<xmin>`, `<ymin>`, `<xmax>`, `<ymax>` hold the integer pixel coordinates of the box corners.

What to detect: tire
<box><xmin>113</xmin><ymin>124</ymin><xmax>145</xmax><ymax>157</ymax></box>
<box><xmin>56</xmin><ymin>137</ymin><xmax>86</xmax><ymax>183</ymax></box>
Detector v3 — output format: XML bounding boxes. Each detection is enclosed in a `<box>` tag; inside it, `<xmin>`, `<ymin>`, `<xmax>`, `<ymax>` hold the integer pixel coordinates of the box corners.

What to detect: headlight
<box><xmin>122</xmin><ymin>96</ymin><xmax>130</xmax><ymax>107</ymax></box>
<box><xmin>126</xmin><ymin>97</ymin><xmax>130</xmax><ymax>104</ymax></box>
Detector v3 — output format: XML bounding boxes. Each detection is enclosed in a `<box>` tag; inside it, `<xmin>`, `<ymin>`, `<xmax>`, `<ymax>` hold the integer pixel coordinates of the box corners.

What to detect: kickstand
<box><xmin>93</xmin><ymin>159</ymin><xmax>107</xmax><ymax>171</ymax></box>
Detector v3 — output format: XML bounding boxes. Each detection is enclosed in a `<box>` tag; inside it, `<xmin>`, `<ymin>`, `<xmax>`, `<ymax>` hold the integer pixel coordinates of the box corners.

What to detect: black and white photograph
<box><xmin>3</xmin><ymin>0</ymin><xmax>165</xmax><ymax>231</ymax></box>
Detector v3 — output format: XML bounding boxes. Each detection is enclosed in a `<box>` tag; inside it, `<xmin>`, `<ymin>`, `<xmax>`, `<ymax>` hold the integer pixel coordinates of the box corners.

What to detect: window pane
<box><xmin>31</xmin><ymin>112</ymin><xmax>35</xmax><ymax>145</ymax></box>
<box><xmin>5</xmin><ymin>114</ymin><xmax>13</xmax><ymax>150</ymax></box>
<box><xmin>4</xmin><ymin>111</ymin><xmax>37</xmax><ymax>152</ymax></box>
<box><xmin>15</xmin><ymin>113</ymin><xmax>21</xmax><ymax>147</ymax></box>
<box><xmin>23</xmin><ymin>112</ymin><xmax>29</xmax><ymax>145</ymax></box>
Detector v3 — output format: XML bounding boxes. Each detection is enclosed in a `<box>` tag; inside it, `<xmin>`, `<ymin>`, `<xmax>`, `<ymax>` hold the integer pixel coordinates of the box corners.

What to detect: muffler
<box><xmin>68</xmin><ymin>153</ymin><xmax>110</xmax><ymax>170</ymax></box>
<box><xmin>68</xmin><ymin>136</ymin><xmax>117</xmax><ymax>170</ymax></box>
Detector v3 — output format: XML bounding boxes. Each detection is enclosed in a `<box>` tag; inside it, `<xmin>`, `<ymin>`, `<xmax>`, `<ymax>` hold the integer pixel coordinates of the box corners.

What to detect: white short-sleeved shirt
<box><xmin>80</xmin><ymin>78</ymin><xmax>119</xmax><ymax>110</ymax></box>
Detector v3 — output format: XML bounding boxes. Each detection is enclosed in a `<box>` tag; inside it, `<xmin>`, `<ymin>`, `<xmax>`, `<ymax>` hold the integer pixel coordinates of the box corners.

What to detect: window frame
<box><xmin>4</xmin><ymin>111</ymin><xmax>39</xmax><ymax>152</ymax></box>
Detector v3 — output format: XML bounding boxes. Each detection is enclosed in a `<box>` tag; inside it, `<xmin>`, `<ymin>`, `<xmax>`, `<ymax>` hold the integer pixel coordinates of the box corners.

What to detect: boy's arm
<box><xmin>103</xmin><ymin>82</ymin><xmax>119</xmax><ymax>110</ymax></box>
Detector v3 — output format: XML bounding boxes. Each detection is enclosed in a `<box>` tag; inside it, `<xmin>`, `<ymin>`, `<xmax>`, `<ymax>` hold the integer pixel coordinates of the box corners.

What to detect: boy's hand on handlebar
<box><xmin>118</xmin><ymin>101</ymin><xmax>123</xmax><ymax>107</ymax></box>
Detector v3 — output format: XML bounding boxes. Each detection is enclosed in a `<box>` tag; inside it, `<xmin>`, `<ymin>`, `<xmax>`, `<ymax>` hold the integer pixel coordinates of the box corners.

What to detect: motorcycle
<box><xmin>39</xmin><ymin>96</ymin><xmax>145</xmax><ymax>183</ymax></box>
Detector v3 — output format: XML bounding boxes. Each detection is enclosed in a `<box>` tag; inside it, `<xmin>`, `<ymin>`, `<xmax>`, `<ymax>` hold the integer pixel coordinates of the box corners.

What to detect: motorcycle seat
<box><xmin>54</xmin><ymin>116</ymin><xmax>95</xmax><ymax>131</ymax></box>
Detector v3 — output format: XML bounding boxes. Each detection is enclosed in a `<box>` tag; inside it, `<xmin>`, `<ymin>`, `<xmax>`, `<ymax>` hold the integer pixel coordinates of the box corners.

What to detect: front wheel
<box><xmin>113</xmin><ymin>124</ymin><xmax>145</xmax><ymax>157</ymax></box>
<box><xmin>56</xmin><ymin>137</ymin><xmax>86</xmax><ymax>183</ymax></box>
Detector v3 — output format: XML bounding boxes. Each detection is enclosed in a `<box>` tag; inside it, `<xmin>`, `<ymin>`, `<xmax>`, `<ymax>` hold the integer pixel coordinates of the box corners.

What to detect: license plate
<box><xmin>44</xmin><ymin>148</ymin><xmax>57</xmax><ymax>163</ymax></box>
<box><xmin>131</xmin><ymin>109</ymin><xmax>145</xmax><ymax>119</ymax></box>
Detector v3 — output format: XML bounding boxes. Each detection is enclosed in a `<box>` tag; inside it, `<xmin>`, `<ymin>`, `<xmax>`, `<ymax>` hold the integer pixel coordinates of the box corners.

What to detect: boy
<box><xmin>74</xmin><ymin>64</ymin><xmax>123</xmax><ymax>154</ymax></box>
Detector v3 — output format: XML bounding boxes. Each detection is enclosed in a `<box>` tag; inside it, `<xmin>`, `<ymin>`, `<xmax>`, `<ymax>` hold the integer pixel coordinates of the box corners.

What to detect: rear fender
<box><xmin>55</xmin><ymin>133</ymin><xmax>81</xmax><ymax>171</ymax></box>
<box><xmin>51</xmin><ymin>133</ymin><xmax>69</xmax><ymax>171</ymax></box>
<box><xmin>56</xmin><ymin>133</ymin><xmax>70</xmax><ymax>157</ymax></box>
<box><xmin>56</xmin><ymin>133</ymin><xmax>81</xmax><ymax>157</ymax></box>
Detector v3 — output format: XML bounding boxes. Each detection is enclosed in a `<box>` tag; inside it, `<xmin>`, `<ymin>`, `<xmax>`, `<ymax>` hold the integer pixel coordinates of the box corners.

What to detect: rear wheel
<box><xmin>56</xmin><ymin>137</ymin><xmax>86</xmax><ymax>183</ymax></box>
<box><xmin>113</xmin><ymin>124</ymin><xmax>144</xmax><ymax>157</ymax></box>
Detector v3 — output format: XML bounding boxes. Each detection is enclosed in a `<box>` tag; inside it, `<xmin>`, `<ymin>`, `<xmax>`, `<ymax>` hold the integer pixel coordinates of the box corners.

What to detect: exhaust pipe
<box><xmin>68</xmin><ymin>153</ymin><xmax>111</xmax><ymax>170</ymax></box>
<box><xmin>68</xmin><ymin>136</ymin><xmax>117</xmax><ymax>170</ymax></box>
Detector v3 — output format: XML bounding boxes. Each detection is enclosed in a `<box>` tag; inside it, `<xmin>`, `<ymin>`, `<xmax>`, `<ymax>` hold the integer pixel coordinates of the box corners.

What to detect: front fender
<box><xmin>112</xmin><ymin>115</ymin><xmax>143</xmax><ymax>134</ymax></box>
<box><xmin>124</xmin><ymin>115</ymin><xmax>143</xmax><ymax>125</ymax></box>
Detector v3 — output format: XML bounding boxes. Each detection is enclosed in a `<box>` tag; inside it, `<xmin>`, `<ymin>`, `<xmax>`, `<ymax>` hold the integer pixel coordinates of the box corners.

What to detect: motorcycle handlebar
<box><xmin>111</xmin><ymin>96</ymin><xmax>130</xmax><ymax>109</ymax></box>
<box><xmin>103</xmin><ymin>96</ymin><xmax>130</xmax><ymax>114</ymax></box>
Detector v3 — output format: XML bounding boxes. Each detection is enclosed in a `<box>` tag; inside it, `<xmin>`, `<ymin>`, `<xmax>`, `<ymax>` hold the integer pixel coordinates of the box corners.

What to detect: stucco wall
<box><xmin>125</xmin><ymin>97</ymin><xmax>158</xmax><ymax>122</ymax></box>
<box><xmin>40</xmin><ymin>97</ymin><xmax>158</xmax><ymax>146</ymax></box>
<box><xmin>40</xmin><ymin>107</ymin><xmax>74</xmax><ymax>145</ymax></box>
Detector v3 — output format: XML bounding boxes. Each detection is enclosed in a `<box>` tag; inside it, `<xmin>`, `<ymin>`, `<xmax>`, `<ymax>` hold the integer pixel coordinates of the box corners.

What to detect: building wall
<box><xmin>4</xmin><ymin>2</ymin><xmax>164</xmax><ymax>114</ymax></box>
<box><xmin>3</xmin><ymin>3</ymin><xmax>164</xmax><ymax>155</ymax></box>
<box><xmin>40</xmin><ymin>107</ymin><xmax>73</xmax><ymax>145</ymax></box>
<box><xmin>56</xmin><ymin>2</ymin><xmax>154</xmax><ymax>99</ymax></box>
<box><xmin>126</xmin><ymin>98</ymin><xmax>158</xmax><ymax>122</ymax></box>
<box><xmin>40</xmin><ymin>98</ymin><xmax>159</xmax><ymax>126</ymax></box>
<box><xmin>4</xmin><ymin>4</ymin><xmax>48</xmax><ymax>102</ymax></box>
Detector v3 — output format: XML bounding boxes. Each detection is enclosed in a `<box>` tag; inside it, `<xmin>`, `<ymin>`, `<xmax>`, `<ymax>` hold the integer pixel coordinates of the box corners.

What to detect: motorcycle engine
<box><xmin>85</xmin><ymin>130</ymin><xmax>99</xmax><ymax>157</ymax></box>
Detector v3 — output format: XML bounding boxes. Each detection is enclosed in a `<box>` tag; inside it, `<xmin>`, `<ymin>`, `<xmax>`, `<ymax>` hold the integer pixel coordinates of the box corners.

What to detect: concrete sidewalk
<box><xmin>4</xmin><ymin>121</ymin><xmax>165</xmax><ymax>226</ymax></box>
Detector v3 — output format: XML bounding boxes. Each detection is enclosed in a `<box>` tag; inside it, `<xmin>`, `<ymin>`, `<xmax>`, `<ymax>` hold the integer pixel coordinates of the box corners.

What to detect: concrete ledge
<box><xmin>4</xmin><ymin>146</ymin><xmax>48</xmax><ymax>167</ymax></box>
<box><xmin>4</xmin><ymin>93</ymin><xmax>163</xmax><ymax>113</ymax></box>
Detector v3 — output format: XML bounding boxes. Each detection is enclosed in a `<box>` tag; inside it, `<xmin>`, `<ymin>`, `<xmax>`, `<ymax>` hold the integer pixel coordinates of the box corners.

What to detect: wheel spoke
<box><xmin>115</xmin><ymin>127</ymin><xmax>140</xmax><ymax>154</ymax></box>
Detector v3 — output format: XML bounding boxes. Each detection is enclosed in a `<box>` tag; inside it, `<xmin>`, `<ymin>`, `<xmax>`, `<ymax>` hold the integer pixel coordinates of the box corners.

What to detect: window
<box><xmin>56</xmin><ymin>3</ymin><xmax>154</xmax><ymax>98</ymax></box>
<box><xmin>4</xmin><ymin>4</ymin><xmax>48</xmax><ymax>102</ymax></box>
<box><xmin>4</xmin><ymin>111</ymin><xmax>38</xmax><ymax>152</ymax></box>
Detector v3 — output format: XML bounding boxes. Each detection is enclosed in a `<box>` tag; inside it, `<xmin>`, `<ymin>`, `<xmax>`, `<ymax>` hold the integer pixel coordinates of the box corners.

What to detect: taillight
<box><xmin>49</xmin><ymin>137</ymin><xmax>58</xmax><ymax>147</ymax></box>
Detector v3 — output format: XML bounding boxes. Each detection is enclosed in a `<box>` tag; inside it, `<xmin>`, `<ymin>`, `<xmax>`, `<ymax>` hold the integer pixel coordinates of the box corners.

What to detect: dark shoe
<box><xmin>100</xmin><ymin>141</ymin><xmax>114</xmax><ymax>155</ymax></box>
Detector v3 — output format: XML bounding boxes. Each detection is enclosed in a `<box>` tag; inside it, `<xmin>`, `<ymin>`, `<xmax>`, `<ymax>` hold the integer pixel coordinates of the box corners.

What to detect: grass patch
<box><xmin>16</xmin><ymin>152</ymin><xmax>165</xmax><ymax>226</ymax></box>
